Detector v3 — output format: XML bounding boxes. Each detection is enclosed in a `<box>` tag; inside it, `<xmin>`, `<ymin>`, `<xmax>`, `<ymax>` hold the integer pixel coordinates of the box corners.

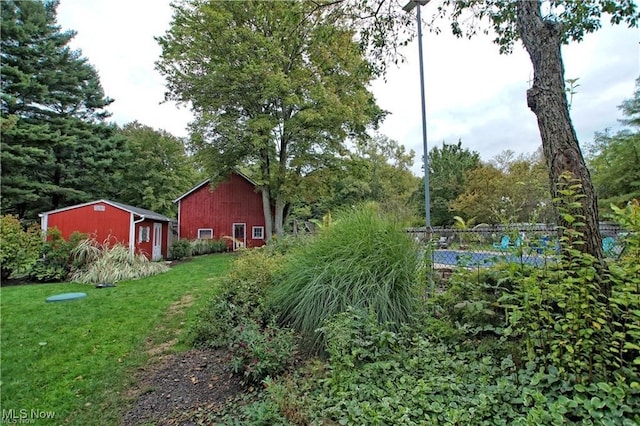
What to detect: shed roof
<box><xmin>39</xmin><ymin>199</ymin><xmax>173</xmax><ymax>222</ymax></box>
<box><xmin>173</xmin><ymin>170</ymin><xmax>259</xmax><ymax>203</ymax></box>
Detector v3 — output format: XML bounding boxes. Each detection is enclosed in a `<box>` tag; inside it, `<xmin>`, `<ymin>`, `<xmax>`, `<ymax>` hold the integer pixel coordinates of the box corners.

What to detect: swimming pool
<box><xmin>430</xmin><ymin>249</ymin><xmax>551</xmax><ymax>267</ymax></box>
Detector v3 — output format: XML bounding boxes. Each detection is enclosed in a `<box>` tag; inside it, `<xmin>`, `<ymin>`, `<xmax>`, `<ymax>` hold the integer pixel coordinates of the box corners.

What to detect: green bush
<box><xmin>28</xmin><ymin>228</ymin><xmax>86</xmax><ymax>283</ymax></box>
<box><xmin>0</xmin><ymin>215</ymin><xmax>42</xmax><ymax>280</ymax></box>
<box><xmin>191</xmin><ymin>238</ymin><xmax>228</xmax><ymax>256</ymax></box>
<box><xmin>271</xmin><ymin>204</ymin><xmax>421</xmax><ymax>352</ymax></box>
<box><xmin>229</xmin><ymin>319</ymin><xmax>296</xmax><ymax>384</ymax></box>
<box><xmin>190</xmin><ymin>248</ymin><xmax>284</xmax><ymax>348</ymax></box>
<box><xmin>169</xmin><ymin>239</ymin><xmax>192</xmax><ymax>260</ymax></box>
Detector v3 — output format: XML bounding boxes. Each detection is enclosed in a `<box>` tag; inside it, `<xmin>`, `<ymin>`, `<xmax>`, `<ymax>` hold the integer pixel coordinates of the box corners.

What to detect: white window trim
<box><xmin>252</xmin><ymin>226</ymin><xmax>264</xmax><ymax>240</ymax></box>
<box><xmin>139</xmin><ymin>226</ymin><xmax>150</xmax><ymax>243</ymax></box>
<box><xmin>198</xmin><ymin>228</ymin><xmax>213</xmax><ymax>239</ymax></box>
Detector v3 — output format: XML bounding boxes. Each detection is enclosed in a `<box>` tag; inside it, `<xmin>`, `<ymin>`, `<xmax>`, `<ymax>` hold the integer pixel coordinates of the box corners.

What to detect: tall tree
<box><xmin>414</xmin><ymin>140</ymin><xmax>480</xmax><ymax>226</ymax></box>
<box><xmin>156</xmin><ymin>0</ymin><xmax>383</xmax><ymax>239</ymax></box>
<box><xmin>118</xmin><ymin>122</ymin><xmax>201</xmax><ymax>217</ymax></box>
<box><xmin>1</xmin><ymin>0</ymin><xmax>126</xmax><ymax>219</ymax></box>
<box><xmin>430</xmin><ymin>0</ymin><xmax>639</xmax><ymax>263</ymax></box>
<box><xmin>588</xmin><ymin>79</ymin><xmax>640</xmax><ymax>215</ymax></box>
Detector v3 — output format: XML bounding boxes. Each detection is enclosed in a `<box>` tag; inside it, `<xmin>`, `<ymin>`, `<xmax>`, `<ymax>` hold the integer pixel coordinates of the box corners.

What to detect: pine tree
<box><xmin>1</xmin><ymin>0</ymin><xmax>128</xmax><ymax>219</ymax></box>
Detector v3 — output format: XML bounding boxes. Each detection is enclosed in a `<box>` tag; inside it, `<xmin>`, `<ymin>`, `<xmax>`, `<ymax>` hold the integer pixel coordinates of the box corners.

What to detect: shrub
<box><xmin>229</xmin><ymin>319</ymin><xmax>296</xmax><ymax>384</ymax></box>
<box><xmin>190</xmin><ymin>248</ymin><xmax>284</xmax><ymax>348</ymax></box>
<box><xmin>0</xmin><ymin>215</ymin><xmax>42</xmax><ymax>280</ymax></box>
<box><xmin>169</xmin><ymin>239</ymin><xmax>192</xmax><ymax>260</ymax></box>
<box><xmin>190</xmin><ymin>238</ymin><xmax>228</xmax><ymax>256</ymax></box>
<box><xmin>271</xmin><ymin>204</ymin><xmax>421</xmax><ymax>352</ymax></box>
<box><xmin>28</xmin><ymin>229</ymin><xmax>86</xmax><ymax>282</ymax></box>
<box><xmin>69</xmin><ymin>239</ymin><xmax>169</xmax><ymax>284</ymax></box>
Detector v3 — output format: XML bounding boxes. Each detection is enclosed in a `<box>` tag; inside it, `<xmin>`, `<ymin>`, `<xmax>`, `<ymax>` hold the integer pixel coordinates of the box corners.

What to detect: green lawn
<box><xmin>0</xmin><ymin>254</ymin><xmax>233</xmax><ymax>425</ymax></box>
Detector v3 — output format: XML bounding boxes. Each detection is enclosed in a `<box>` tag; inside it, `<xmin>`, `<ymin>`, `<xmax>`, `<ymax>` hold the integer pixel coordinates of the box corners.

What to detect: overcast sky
<box><xmin>56</xmin><ymin>0</ymin><xmax>639</xmax><ymax>175</ymax></box>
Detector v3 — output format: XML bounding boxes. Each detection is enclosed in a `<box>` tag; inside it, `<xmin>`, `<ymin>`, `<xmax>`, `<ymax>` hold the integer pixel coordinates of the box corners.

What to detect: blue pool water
<box><xmin>431</xmin><ymin>249</ymin><xmax>551</xmax><ymax>267</ymax></box>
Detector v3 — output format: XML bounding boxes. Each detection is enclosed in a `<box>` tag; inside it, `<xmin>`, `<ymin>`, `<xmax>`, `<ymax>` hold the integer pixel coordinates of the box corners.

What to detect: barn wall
<box><xmin>46</xmin><ymin>202</ymin><xmax>130</xmax><ymax>246</ymax></box>
<box><xmin>179</xmin><ymin>173</ymin><xmax>266</xmax><ymax>248</ymax></box>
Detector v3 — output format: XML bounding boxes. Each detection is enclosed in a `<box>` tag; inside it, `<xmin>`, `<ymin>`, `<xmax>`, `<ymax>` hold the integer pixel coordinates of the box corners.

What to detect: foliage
<box><xmin>1</xmin><ymin>0</ymin><xmax>128</xmax><ymax>219</ymax></box>
<box><xmin>0</xmin><ymin>215</ymin><xmax>42</xmax><ymax>280</ymax></box>
<box><xmin>190</xmin><ymin>238</ymin><xmax>227</xmax><ymax>256</ymax></box>
<box><xmin>451</xmin><ymin>150</ymin><xmax>551</xmax><ymax>225</ymax></box>
<box><xmin>169</xmin><ymin>239</ymin><xmax>192</xmax><ymax>260</ymax></box>
<box><xmin>190</xmin><ymin>248</ymin><xmax>285</xmax><ymax>348</ymax></box>
<box><xmin>498</xmin><ymin>185</ymin><xmax>640</xmax><ymax>382</ymax></box>
<box><xmin>295</xmin><ymin>134</ymin><xmax>420</xmax><ymax>224</ymax></box>
<box><xmin>271</xmin><ymin>204</ymin><xmax>420</xmax><ymax>352</ymax></box>
<box><xmin>69</xmin><ymin>239</ymin><xmax>169</xmax><ymax>284</ymax></box>
<box><xmin>117</xmin><ymin>122</ymin><xmax>201</xmax><ymax>217</ymax></box>
<box><xmin>417</xmin><ymin>140</ymin><xmax>481</xmax><ymax>226</ymax></box>
<box><xmin>229</xmin><ymin>319</ymin><xmax>297</xmax><ymax>385</ymax></box>
<box><xmin>157</xmin><ymin>0</ymin><xmax>383</xmax><ymax>238</ymax></box>
<box><xmin>28</xmin><ymin>228</ymin><xmax>87</xmax><ymax>283</ymax></box>
<box><xmin>588</xmin><ymin>79</ymin><xmax>640</xmax><ymax>215</ymax></box>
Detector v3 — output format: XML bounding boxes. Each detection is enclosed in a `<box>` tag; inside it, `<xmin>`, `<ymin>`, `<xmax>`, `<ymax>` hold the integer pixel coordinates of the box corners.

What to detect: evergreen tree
<box><xmin>1</xmin><ymin>0</ymin><xmax>127</xmax><ymax>219</ymax></box>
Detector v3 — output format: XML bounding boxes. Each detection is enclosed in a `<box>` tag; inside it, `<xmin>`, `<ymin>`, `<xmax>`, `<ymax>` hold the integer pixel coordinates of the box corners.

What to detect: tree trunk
<box><xmin>274</xmin><ymin>197</ymin><xmax>286</xmax><ymax>237</ymax></box>
<box><xmin>261</xmin><ymin>187</ymin><xmax>274</xmax><ymax>241</ymax></box>
<box><xmin>516</xmin><ymin>0</ymin><xmax>604</xmax><ymax>265</ymax></box>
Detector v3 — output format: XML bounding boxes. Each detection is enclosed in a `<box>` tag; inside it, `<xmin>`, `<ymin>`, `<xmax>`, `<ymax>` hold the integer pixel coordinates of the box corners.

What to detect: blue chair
<box><xmin>602</xmin><ymin>237</ymin><xmax>616</xmax><ymax>256</ymax></box>
<box><xmin>493</xmin><ymin>235</ymin><xmax>511</xmax><ymax>252</ymax></box>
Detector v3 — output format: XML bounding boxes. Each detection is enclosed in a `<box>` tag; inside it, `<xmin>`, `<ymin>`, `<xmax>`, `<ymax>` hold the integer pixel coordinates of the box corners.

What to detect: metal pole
<box><xmin>416</xmin><ymin>4</ymin><xmax>431</xmax><ymax>238</ymax></box>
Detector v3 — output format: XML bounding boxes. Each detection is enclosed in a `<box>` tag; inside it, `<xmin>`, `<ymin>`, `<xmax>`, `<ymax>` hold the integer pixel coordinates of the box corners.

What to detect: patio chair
<box><xmin>436</xmin><ymin>235</ymin><xmax>450</xmax><ymax>249</ymax></box>
<box><xmin>493</xmin><ymin>235</ymin><xmax>510</xmax><ymax>252</ymax></box>
<box><xmin>602</xmin><ymin>237</ymin><xmax>616</xmax><ymax>257</ymax></box>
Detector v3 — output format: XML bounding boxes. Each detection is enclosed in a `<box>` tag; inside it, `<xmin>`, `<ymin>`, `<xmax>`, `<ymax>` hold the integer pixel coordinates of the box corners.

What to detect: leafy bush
<box><xmin>271</xmin><ymin>204</ymin><xmax>421</xmax><ymax>352</ymax></box>
<box><xmin>28</xmin><ymin>228</ymin><xmax>87</xmax><ymax>282</ymax></box>
<box><xmin>0</xmin><ymin>215</ymin><xmax>42</xmax><ymax>280</ymax></box>
<box><xmin>169</xmin><ymin>239</ymin><xmax>192</xmax><ymax>260</ymax></box>
<box><xmin>190</xmin><ymin>248</ymin><xmax>284</xmax><ymax>348</ymax></box>
<box><xmin>229</xmin><ymin>320</ymin><xmax>296</xmax><ymax>384</ymax></box>
<box><xmin>191</xmin><ymin>238</ymin><xmax>227</xmax><ymax>256</ymax></box>
<box><xmin>69</xmin><ymin>239</ymin><xmax>169</xmax><ymax>284</ymax></box>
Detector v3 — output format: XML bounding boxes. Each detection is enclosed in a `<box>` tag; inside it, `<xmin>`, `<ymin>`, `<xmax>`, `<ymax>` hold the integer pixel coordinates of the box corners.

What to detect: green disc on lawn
<box><xmin>45</xmin><ymin>292</ymin><xmax>87</xmax><ymax>303</ymax></box>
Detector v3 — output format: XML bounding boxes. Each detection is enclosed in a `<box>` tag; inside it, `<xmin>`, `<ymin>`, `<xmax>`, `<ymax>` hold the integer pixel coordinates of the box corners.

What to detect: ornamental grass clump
<box><xmin>271</xmin><ymin>204</ymin><xmax>421</xmax><ymax>351</ymax></box>
<box><xmin>70</xmin><ymin>239</ymin><xmax>169</xmax><ymax>284</ymax></box>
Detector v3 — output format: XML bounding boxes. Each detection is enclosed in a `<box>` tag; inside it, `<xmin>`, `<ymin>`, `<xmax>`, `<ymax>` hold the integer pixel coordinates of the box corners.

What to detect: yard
<box><xmin>0</xmin><ymin>254</ymin><xmax>233</xmax><ymax>425</ymax></box>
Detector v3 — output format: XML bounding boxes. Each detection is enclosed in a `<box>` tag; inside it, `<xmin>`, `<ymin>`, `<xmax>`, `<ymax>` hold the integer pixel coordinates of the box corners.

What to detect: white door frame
<box><xmin>152</xmin><ymin>222</ymin><xmax>163</xmax><ymax>260</ymax></box>
<box><xmin>232</xmin><ymin>223</ymin><xmax>246</xmax><ymax>251</ymax></box>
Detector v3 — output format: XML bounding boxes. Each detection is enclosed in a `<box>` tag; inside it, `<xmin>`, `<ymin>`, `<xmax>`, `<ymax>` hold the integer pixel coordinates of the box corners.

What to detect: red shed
<box><xmin>39</xmin><ymin>200</ymin><xmax>173</xmax><ymax>261</ymax></box>
<box><xmin>174</xmin><ymin>171</ymin><xmax>266</xmax><ymax>250</ymax></box>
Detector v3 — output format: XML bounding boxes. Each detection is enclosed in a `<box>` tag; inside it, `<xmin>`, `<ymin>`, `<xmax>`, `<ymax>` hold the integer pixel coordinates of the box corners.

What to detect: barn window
<box><xmin>252</xmin><ymin>226</ymin><xmax>264</xmax><ymax>240</ymax></box>
<box><xmin>198</xmin><ymin>228</ymin><xmax>213</xmax><ymax>239</ymax></box>
<box><xmin>139</xmin><ymin>226</ymin><xmax>150</xmax><ymax>242</ymax></box>
<box><xmin>94</xmin><ymin>205</ymin><xmax>105</xmax><ymax>212</ymax></box>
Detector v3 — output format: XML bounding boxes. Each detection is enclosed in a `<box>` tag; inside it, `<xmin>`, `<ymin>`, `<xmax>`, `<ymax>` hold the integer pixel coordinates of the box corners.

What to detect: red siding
<box><xmin>178</xmin><ymin>173</ymin><xmax>266</xmax><ymax>249</ymax></box>
<box><xmin>46</xmin><ymin>202</ymin><xmax>130</xmax><ymax>246</ymax></box>
<box><xmin>44</xmin><ymin>202</ymin><xmax>169</xmax><ymax>260</ymax></box>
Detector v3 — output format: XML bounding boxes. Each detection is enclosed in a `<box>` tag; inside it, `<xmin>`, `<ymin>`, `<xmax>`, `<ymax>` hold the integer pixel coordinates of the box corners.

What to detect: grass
<box><xmin>0</xmin><ymin>254</ymin><xmax>233</xmax><ymax>425</ymax></box>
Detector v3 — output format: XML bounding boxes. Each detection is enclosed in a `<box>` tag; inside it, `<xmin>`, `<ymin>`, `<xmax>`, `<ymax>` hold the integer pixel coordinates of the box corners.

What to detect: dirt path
<box><xmin>123</xmin><ymin>294</ymin><xmax>245</xmax><ymax>425</ymax></box>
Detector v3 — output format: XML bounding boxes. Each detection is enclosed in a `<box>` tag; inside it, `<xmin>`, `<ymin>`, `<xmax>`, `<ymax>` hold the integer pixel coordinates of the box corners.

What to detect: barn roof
<box><xmin>39</xmin><ymin>199</ymin><xmax>173</xmax><ymax>222</ymax></box>
<box><xmin>173</xmin><ymin>170</ymin><xmax>259</xmax><ymax>203</ymax></box>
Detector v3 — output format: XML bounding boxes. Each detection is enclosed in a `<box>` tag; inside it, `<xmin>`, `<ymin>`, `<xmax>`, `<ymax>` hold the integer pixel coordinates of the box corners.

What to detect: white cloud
<box><xmin>56</xmin><ymin>0</ymin><xmax>639</xmax><ymax>173</ymax></box>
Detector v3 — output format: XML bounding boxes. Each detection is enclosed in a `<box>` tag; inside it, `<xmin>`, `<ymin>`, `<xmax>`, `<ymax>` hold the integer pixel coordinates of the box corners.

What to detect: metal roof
<box><xmin>39</xmin><ymin>199</ymin><xmax>173</xmax><ymax>222</ymax></box>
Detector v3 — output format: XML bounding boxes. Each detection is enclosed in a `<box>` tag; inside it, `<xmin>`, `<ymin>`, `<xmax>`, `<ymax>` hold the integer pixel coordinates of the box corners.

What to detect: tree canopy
<box><xmin>588</xmin><ymin>78</ymin><xmax>640</xmax><ymax>215</ymax></box>
<box><xmin>1</xmin><ymin>0</ymin><xmax>126</xmax><ymax>219</ymax></box>
<box><xmin>117</xmin><ymin>122</ymin><xmax>201</xmax><ymax>217</ymax></box>
<box><xmin>156</xmin><ymin>0</ymin><xmax>384</xmax><ymax>239</ymax></box>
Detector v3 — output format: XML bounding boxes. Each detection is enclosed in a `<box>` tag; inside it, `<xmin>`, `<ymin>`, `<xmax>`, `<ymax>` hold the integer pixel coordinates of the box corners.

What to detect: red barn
<box><xmin>174</xmin><ymin>171</ymin><xmax>266</xmax><ymax>250</ymax></box>
<box><xmin>39</xmin><ymin>200</ymin><xmax>173</xmax><ymax>260</ymax></box>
